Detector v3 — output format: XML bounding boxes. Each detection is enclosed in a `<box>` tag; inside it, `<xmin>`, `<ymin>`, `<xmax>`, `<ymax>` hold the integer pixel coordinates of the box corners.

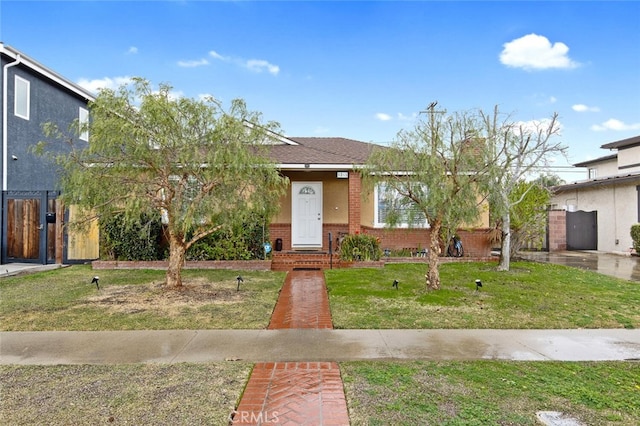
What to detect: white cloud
<box><xmin>127</xmin><ymin>46</ymin><xmax>138</xmax><ymax>55</ymax></box>
<box><xmin>208</xmin><ymin>50</ymin><xmax>279</xmax><ymax>76</ymax></box>
<box><xmin>314</xmin><ymin>126</ymin><xmax>330</xmax><ymax>134</ymax></box>
<box><xmin>375</xmin><ymin>113</ymin><xmax>392</xmax><ymax>121</ymax></box>
<box><xmin>77</xmin><ymin>76</ymin><xmax>133</xmax><ymax>93</ymax></box>
<box><xmin>209</xmin><ymin>50</ymin><xmax>228</xmax><ymax>61</ymax></box>
<box><xmin>514</xmin><ymin>117</ymin><xmax>563</xmax><ymax>135</ymax></box>
<box><xmin>572</xmin><ymin>104</ymin><xmax>600</xmax><ymax>112</ymax></box>
<box><xmin>549</xmin><ymin>96</ymin><xmax>557</xmax><ymax>104</ymax></box>
<box><xmin>500</xmin><ymin>33</ymin><xmax>579</xmax><ymax>70</ymax></box>
<box><xmin>245</xmin><ymin>59</ymin><xmax>280</xmax><ymax>75</ymax></box>
<box><xmin>397</xmin><ymin>112</ymin><xmax>417</xmax><ymax>121</ymax></box>
<box><xmin>177</xmin><ymin>58</ymin><xmax>209</xmax><ymax>68</ymax></box>
<box><xmin>198</xmin><ymin>93</ymin><xmax>217</xmax><ymax>102</ymax></box>
<box><xmin>591</xmin><ymin>119</ymin><xmax>640</xmax><ymax>131</ymax></box>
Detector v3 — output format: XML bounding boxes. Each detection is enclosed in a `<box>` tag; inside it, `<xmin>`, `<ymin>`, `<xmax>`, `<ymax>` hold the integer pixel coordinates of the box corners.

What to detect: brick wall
<box><xmin>364</xmin><ymin>226</ymin><xmax>492</xmax><ymax>257</ymax></box>
<box><xmin>548</xmin><ymin>209</ymin><xmax>567</xmax><ymax>251</ymax></box>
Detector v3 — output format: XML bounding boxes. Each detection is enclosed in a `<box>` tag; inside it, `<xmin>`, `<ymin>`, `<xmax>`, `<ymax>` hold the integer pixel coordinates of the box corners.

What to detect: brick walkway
<box><xmin>233</xmin><ymin>270</ymin><xmax>350</xmax><ymax>425</ymax></box>
<box><xmin>267</xmin><ymin>270</ymin><xmax>334</xmax><ymax>329</ymax></box>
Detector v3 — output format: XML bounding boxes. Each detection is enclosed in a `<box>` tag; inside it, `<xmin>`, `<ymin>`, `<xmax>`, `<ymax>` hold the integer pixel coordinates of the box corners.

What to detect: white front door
<box><xmin>291</xmin><ymin>182</ymin><xmax>323</xmax><ymax>248</ymax></box>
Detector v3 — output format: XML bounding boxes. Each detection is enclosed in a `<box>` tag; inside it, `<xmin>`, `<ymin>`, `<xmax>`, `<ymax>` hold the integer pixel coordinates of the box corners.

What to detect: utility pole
<box><xmin>419</xmin><ymin>101</ymin><xmax>447</xmax><ymax>155</ymax></box>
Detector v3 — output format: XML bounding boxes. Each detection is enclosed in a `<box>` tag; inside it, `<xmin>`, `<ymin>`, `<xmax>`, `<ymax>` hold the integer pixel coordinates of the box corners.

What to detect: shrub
<box><xmin>630</xmin><ymin>224</ymin><xmax>640</xmax><ymax>253</ymax></box>
<box><xmin>339</xmin><ymin>233</ymin><xmax>382</xmax><ymax>261</ymax></box>
<box><xmin>186</xmin><ymin>212</ymin><xmax>269</xmax><ymax>261</ymax></box>
<box><xmin>100</xmin><ymin>212</ymin><xmax>166</xmax><ymax>261</ymax></box>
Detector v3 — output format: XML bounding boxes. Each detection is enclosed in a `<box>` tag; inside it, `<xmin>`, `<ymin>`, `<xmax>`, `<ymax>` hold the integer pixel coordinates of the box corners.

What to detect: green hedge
<box><xmin>630</xmin><ymin>224</ymin><xmax>640</xmax><ymax>253</ymax></box>
<box><xmin>100</xmin><ymin>211</ymin><xmax>270</xmax><ymax>261</ymax></box>
<box><xmin>100</xmin><ymin>213</ymin><xmax>166</xmax><ymax>261</ymax></box>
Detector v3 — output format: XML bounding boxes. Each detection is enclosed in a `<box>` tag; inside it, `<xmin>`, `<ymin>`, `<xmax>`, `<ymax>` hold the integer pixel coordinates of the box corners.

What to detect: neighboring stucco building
<box><xmin>550</xmin><ymin>135</ymin><xmax>640</xmax><ymax>254</ymax></box>
<box><xmin>1</xmin><ymin>43</ymin><xmax>97</xmax><ymax>264</ymax></box>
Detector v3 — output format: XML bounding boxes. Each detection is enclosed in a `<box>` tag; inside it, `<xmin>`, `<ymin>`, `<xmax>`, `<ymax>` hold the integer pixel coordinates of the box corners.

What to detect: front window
<box><xmin>79</xmin><ymin>107</ymin><xmax>89</xmax><ymax>141</ymax></box>
<box><xmin>374</xmin><ymin>183</ymin><xmax>428</xmax><ymax>228</ymax></box>
<box><xmin>14</xmin><ymin>75</ymin><xmax>30</xmax><ymax>120</ymax></box>
<box><xmin>588</xmin><ymin>168</ymin><xmax>597</xmax><ymax>179</ymax></box>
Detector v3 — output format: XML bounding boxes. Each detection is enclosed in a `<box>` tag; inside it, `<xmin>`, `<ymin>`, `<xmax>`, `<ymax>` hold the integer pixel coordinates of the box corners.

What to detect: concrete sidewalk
<box><xmin>2</xmin><ymin>329</ymin><xmax>639</xmax><ymax>365</ymax></box>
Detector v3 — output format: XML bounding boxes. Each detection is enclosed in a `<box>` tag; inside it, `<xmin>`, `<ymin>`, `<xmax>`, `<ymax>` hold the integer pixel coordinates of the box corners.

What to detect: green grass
<box><xmin>341</xmin><ymin>361</ymin><xmax>640</xmax><ymax>425</ymax></box>
<box><xmin>2</xmin><ymin>262</ymin><xmax>640</xmax><ymax>424</ymax></box>
<box><xmin>0</xmin><ymin>265</ymin><xmax>285</xmax><ymax>331</ymax></box>
<box><xmin>2</xmin><ymin>361</ymin><xmax>637</xmax><ymax>425</ymax></box>
<box><xmin>2</xmin><ymin>261</ymin><xmax>639</xmax><ymax>331</ymax></box>
<box><xmin>326</xmin><ymin>262</ymin><xmax>640</xmax><ymax>329</ymax></box>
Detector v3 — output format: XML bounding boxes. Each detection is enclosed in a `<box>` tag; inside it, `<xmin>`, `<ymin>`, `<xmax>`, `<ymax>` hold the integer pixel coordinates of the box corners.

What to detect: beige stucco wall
<box><xmin>617</xmin><ymin>146</ymin><xmax>640</xmax><ymax>172</ymax></box>
<box><xmin>552</xmin><ymin>182</ymin><xmax>638</xmax><ymax>253</ymax></box>
<box><xmin>588</xmin><ymin>157</ymin><xmax>619</xmax><ymax>178</ymax></box>
<box><xmin>272</xmin><ymin>171</ymin><xmax>349</xmax><ymax>224</ymax></box>
<box><xmin>273</xmin><ymin>171</ymin><xmax>490</xmax><ymax>229</ymax></box>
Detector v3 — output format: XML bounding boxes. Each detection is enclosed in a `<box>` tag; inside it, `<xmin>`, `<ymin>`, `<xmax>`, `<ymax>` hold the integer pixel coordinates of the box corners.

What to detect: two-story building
<box><xmin>550</xmin><ymin>135</ymin><xmax>640</xmax><ymax>254</ymax></box>
<box><xmin>1</xmin><ymin>43</ymin><xmax>97</xmax><ymax>264</ymax></box>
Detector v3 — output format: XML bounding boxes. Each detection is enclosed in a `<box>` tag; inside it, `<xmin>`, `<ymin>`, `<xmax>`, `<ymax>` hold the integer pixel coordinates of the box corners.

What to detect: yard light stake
<box><xmin>236</xmin><ymin>275</ymin><xmax>244</xmax><ymax>292</ymax></box>
<box><xmin>393</xmin><ymin>279</ymin><xmax>399</xmax><ymax>289</ymax></box>
<box><xmin>91</xmin><ymin>276</ymin><xmax>100</xmax><ymax>290</ymax></box>
<box><xmin>475</xmin><ymin>279</ymin><xmax>482</xmax><ymax>291</ymax></box>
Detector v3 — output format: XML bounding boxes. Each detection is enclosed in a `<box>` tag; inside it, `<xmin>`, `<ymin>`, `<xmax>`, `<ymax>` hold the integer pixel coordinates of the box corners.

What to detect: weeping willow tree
<box><xmin>363</xmin><ymin>103</ymin><xmax>489</xmax><ymax>290</ymax></box>
<box><xmin>38</xmin><ymin>78</ymin><xmax>288</xmax><ymax>288</ymax></box>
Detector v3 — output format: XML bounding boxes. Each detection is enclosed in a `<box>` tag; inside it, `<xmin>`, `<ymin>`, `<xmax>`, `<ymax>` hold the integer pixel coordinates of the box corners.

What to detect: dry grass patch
<box><xmin>85</xmin><ymin>278</ymin><xmax>250</xmax><ymax>316</ymax></box>
<box><xmin>0</xmin><ymin>363</ymin><xmax>251</xmax><ymax>425</ymax></box>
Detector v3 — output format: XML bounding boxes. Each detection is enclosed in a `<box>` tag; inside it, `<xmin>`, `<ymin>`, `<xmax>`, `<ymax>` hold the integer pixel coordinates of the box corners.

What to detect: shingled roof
<box><xmin>267</xmin><ymin>137</ymin><xmax>383</xmax><ymax>168</ymax></box>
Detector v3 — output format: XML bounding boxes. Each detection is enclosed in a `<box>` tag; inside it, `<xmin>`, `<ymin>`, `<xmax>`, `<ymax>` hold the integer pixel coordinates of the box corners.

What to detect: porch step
<box><xmin>271</xmin><ymin>251</ymin><xmax>342</xmax><ymax>271</ymax></box>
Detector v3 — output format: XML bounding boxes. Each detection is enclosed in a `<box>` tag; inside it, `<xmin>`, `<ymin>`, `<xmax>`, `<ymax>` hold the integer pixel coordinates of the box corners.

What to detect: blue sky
<box><xmin>2</xmin><ymin>1</ymin><xmax>639</xmax><ymax>181</ymax></box>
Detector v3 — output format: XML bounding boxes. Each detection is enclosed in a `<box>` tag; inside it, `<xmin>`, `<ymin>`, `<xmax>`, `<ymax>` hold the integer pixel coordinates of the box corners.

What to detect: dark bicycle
<box><xmin>447</xmin><ymin>236</ymin><xmax>463</xmax><ymax>257</ymax></box>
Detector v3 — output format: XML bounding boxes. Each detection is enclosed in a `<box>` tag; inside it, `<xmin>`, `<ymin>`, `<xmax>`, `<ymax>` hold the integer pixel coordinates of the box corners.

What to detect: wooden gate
<box><xmin>6</xmin><ymin>198</ymin><xmax>41</xmax><ymax>260</ymax></box>
<box><xmin>566</xmin><ymin>210</ymin><xmax>598</xmax><ymax>250</ymax></box>
<box><xmin>3</xmin><ymin>191</ymin><xmax>59</xmax><ymax>264</ymax></box>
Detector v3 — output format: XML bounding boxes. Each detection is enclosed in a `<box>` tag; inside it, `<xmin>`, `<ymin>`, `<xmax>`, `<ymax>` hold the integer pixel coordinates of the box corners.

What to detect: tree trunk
<box><xmin>498</xmin><ymin>212</ymin><xmax>511</xmax><ymax>271</ymax></box>
<box><xmin>426</xmin><ymin>220</ymin><xmax>442</xmax><ymax>290</ymax></box>
<box><xmin>166</xmin><ymin>235</ymin><xmax>186</xmax><ymax>288</ymax></box>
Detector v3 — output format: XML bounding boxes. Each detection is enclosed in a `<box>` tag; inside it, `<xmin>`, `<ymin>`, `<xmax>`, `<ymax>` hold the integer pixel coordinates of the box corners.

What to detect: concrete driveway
<box><xmin>519</xmin><ymin>250</ymin><xmax>640</xmax><ymax>282</ymax></box>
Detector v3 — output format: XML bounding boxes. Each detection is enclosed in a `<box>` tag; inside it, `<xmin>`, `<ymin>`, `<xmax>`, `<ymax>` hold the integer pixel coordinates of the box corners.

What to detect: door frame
<box><xmin>291</xmin><ymin>181</ymin><xmax>323</xmax><ymax>249</ymax></box>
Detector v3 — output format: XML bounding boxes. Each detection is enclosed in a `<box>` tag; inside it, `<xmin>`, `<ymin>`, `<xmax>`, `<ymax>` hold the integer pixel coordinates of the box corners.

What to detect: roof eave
<box><xmin>1</xmin><ymin>43</ymin><xmax>96</xmax><ymax>102</ymax></box>
<box><xmin>277</xmin><ymin>163</ymin><xmax>362</xmax><ymax>171</ymax></box>
<box><xmin>600</xmin><ymin>135</ymin><xmax>640</xmax><ymax>150</ymax></box>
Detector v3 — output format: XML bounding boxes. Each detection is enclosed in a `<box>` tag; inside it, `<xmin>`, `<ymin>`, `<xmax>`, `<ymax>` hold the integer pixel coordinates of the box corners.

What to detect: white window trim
<box><xmin>373</xmin><ymin>183</ymin><xmax>429</xmax><ymax>229</ymax></box>
<box><xmin>79</xmin><ymin>107</ymin><xmax>89</xmax><ymax>141</ymax></box>
<box><xmin>14</xmin><ymin>75</ymin><xmax>30</xmax><ymax>120</ymax></box>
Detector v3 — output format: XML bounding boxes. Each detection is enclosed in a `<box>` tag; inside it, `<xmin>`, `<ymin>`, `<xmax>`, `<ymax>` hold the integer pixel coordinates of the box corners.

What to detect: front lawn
<box><xmin>2</xmin><ymin>361</ymin><xmax>637</xmax><ymax>425</ymax></box>
<box><xmin>2</xmin><ymin>261</ymin><xmax>639</xmax><ymax>331</ymax></box>
<box><xmin>325</xmin><ymin>262</ymin><xmax>640</xmax><ymax>329</ymax></box>
<box><xmin>341</xmin><ymin>360</ymin><xmax>640</xmax><ymax>425</ymax></box>
<box><xmin>0</xmin><ymin>265</ymin><xmax>285</xmax><ymax>331</ymax></box>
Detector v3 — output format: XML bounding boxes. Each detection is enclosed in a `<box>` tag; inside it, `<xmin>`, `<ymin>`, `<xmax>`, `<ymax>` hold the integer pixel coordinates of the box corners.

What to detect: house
<box><xmin>1</xmin><ymin>43</ymin><xmax>97</xmax><ymax>265</ymax></box>
<box><xmin>549</xmin><ymin>134</ymin><xmax>640</xmax><ymax>254</ymax></box>
<box><xmin>0</xmin><ymin>43</ymin><xmax>492</xmax><ymax>268</ymax></box>
<box><xmin>266</xmin><ymin>136</ymin><xmax>492</xmax><ymax>269</ymax></box>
